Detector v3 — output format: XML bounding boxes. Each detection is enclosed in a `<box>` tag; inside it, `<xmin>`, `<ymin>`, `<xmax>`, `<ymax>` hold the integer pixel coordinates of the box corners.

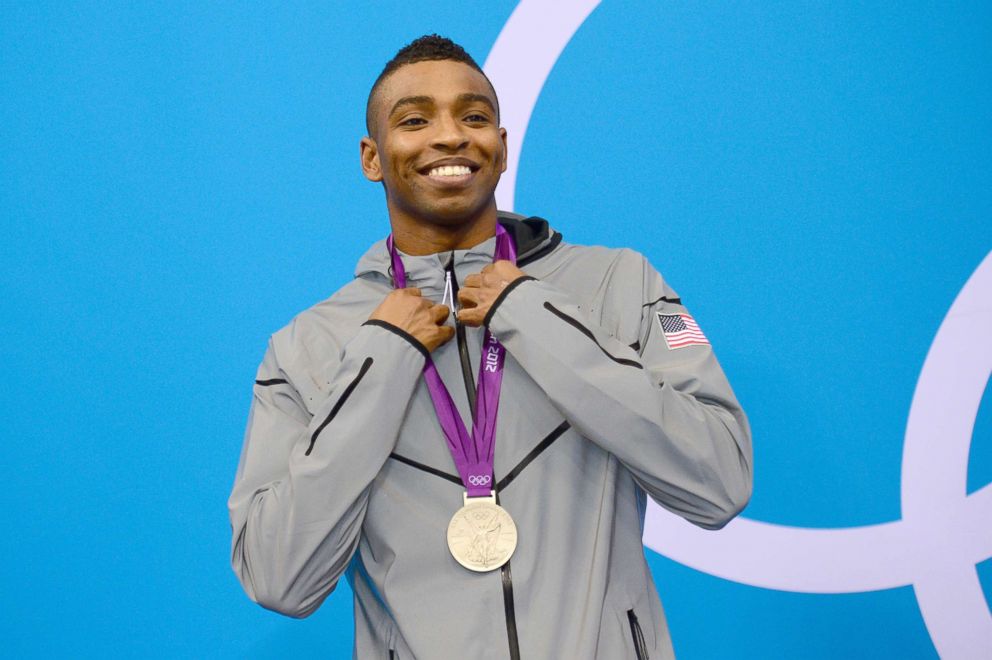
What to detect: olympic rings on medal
<box><xmin>468</xmin><ymin>475</ymin><xmax>492</xmax><ymax>487</ymax></box>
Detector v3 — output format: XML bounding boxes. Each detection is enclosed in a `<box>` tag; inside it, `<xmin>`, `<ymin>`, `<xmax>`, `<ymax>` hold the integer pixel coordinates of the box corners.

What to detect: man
<box><xmin>229</xmin><ymin>34</ymin><xmax>752</xmax><ymax>659</ymax></box>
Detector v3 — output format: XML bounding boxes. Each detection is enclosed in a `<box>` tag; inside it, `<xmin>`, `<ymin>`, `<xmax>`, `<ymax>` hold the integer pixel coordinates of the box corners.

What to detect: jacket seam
<box><xmin>542</xmin><ymin>302</ymin><xmax>644</xmax><ymax>370</ymax></box>
<box><xmin>495</xmin><ymin>420</ymin><xmax>570</xmax><ymax>492</ymax></box>
<box><xmin>387</xmin><ymin>420</ymin><xmax>569</xmax><ymax>490</ymax></box>
<box><xmin>642</xmin><ymin>295</ymin><xmax>681</xmax><ymax>308</ymax></box>
<box><xmin>362</xmin><ymin>319</ymin><xmax>429</xmax><ymax>360</ymax></box>
<box><xmin>305</xmin><ymin>357</ymin><xmax>374</xmax><ymax>456</ymax></box>
<box><xmin>387</xmin><ymin>452</ymin><xmax>462</xmax><ymax>486</ymax></box>
<box><xmin>483</xmin><ymin>276</ymin><xmax>537</xmax><ymax>327</ymax></box>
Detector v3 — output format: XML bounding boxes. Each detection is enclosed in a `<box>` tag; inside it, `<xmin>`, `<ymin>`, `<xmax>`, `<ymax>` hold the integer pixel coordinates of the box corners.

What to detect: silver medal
<box><xmin>446</xmin><ymin>491</ymin><xmax>517</xmax><ymax>572</ymax></box>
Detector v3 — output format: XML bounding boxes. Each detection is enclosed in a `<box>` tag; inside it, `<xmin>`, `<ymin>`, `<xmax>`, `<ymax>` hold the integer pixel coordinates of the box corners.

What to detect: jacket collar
<box><xmin>354</xmin><ymin>212</ymin><xmax>561</xmax><ymax>284</ymax></box>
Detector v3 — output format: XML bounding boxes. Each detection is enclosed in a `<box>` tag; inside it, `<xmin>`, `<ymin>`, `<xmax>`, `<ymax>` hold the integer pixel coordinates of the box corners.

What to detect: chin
<box><xmin>419</xmin><ymin>199</ymin><xmax>492</xmax><ymax>226</ymax></box>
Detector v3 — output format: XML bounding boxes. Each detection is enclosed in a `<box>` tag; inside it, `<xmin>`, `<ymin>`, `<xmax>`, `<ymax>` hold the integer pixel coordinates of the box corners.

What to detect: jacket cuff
<box><xmin>483</xmin><ymin>276</ymin><xmax>537</xmax><ymax>327</ymax></box>
<box><xmin>362</xmin><ymin>320</ymin><xmax>430</xmax><ymax>361</ymax></box>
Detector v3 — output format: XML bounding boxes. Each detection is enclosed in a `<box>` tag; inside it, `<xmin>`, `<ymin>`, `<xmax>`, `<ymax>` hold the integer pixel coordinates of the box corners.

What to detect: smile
<box><xmin>428</xmin><ymin>165</ymin><xmax>473</xmax><ymax>178</ymax></box>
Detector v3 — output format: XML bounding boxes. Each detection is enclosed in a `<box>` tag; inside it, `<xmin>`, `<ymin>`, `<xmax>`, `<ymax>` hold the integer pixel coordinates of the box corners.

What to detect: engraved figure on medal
<box><xmin>447</xmin><ymin>497</ymin><xmax>517</xmax><ymax>572</ymax></box>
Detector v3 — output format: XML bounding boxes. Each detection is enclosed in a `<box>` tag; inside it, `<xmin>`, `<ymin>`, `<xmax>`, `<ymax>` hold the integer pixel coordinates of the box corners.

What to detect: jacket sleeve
<box><xmin>486</xmin><ymin>253</ymin><xmax>752</xmax><ymax>530</ymax></box>
<box><xmin>227</xmin><ymin>321</ymin><xmax>427</xmax><ymax>617</ymax></box>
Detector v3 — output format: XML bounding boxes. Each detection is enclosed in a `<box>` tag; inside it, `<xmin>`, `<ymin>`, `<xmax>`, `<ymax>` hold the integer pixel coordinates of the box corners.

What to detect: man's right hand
<box><xmin>368</xmin><ymin>288</ymin><xmax>455</xmax><ymax>353</ymax></box>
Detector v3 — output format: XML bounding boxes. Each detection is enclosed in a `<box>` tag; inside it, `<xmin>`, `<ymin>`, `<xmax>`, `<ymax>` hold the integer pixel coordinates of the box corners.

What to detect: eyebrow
<box><xmin>457</xmin><ymin>93</ymin><xmax>496</xmax><ymax>114</ymax></box>
<box><xmin>388</xmin><ymin>95</ymin><xmax>433</xmax><ymax>118</ymax></box>
<box><xmin>388</xmin><ymin>93</ymin><xmax>497</xmax><ymax>119</ymax></box>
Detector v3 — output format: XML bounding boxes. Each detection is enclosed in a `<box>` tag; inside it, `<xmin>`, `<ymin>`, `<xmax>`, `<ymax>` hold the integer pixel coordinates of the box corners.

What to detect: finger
<box><xmin>431</xmin><ymin>303</ymin><xmax>451</xmax><ymax>324</ymax></box>
<box><xmin>481</xmin><ymin>263</ymin><xmax>495</xmax><ymax>274</ymax></box>
<box><xmin>495</xmin><ymin>260</ymin><xmax>521</xmax><ymax>275</ymax></box>
<box><xmin>456</xmin><ymin>307</ymin><xmax>484</xmax><ymax>327</ymax></box>
<box><xmin>457</xmin><ymin>289</ymin><xmax>479</xmax><ymax>308</ymax></box>
<box><xmin>482</xmin><ymin>271</ymin><xmax>508</xmax><ymax>289</ymax></box>
<box><xmin>423</xmin><ymin>324</ymin><xmax>456</xmax><ymax>352</ymax></box>
<box><xmin>463</xmin><ymin>274</ymin><xmax>482</xmax><ymax>288</ymax></box>
<box><xmin>400</xmin><ymin>287</ymin><xmax>422</xmax><ymax>297</ymax></box>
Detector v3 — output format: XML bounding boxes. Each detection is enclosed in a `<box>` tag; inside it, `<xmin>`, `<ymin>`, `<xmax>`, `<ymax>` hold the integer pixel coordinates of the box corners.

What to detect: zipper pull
<box><xmin>441</xmin><ymin>251</ymin><xmax>456</xmax><ymax>314</ymax></box>
<box><xmin>442</xmin><ymin>268</ymin><xmax>454</xmax><ymax>310</ymax></box>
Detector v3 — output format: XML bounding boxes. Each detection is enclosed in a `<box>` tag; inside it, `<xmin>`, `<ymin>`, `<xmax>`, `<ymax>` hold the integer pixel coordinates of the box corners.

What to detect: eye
<box><xmin>464</xmin><ymin>113</ymin><xmax>489</xmax><ymax>123</ymax></box>
<box><xmin>399</xmin><ymin>116</ymin><xmax>427</xmax><ymax>127</ymax></box>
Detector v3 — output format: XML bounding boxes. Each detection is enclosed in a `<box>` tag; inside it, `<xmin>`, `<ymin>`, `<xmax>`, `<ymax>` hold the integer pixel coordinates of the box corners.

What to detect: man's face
<box><xmin>361</xmin><ymin>60</ymin><xmax>507</xmax><ymax>228</ymax></box>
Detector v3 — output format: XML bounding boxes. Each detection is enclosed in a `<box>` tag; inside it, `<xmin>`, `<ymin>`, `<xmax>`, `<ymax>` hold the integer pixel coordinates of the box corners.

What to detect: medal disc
<box><xmin>446</xmin><ymin>497</ymin><xmax>517</xmax><ymax>572</ymax></box>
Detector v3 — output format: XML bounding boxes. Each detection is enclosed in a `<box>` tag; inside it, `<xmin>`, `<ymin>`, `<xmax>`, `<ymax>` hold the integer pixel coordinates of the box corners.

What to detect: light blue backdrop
<box><xmin>2</xmin><ymin>2</ymin><xmax>989</xmax><ymax>657</ymax></box>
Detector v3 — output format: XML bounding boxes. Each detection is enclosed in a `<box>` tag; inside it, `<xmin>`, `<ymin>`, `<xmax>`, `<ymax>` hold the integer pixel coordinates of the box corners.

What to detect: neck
<box><xmin>389</xmin><ymin>206</ymin><xmax>499</xmax><ymax>256</ymax></box>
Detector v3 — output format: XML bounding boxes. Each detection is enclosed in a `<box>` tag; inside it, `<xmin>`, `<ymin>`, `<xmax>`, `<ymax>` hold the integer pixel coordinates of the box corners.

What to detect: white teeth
<box><xmin>429</xmin><ymin>165</ymin><xmax>472</xmax><ymax>177</ymax></box>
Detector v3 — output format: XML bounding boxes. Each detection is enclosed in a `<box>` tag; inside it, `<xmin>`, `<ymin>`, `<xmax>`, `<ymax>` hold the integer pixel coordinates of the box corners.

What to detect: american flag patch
<box><xmin>657</xmin><ymin>312</ymin><xmax>709</xmax><ymax>349</ymax></box>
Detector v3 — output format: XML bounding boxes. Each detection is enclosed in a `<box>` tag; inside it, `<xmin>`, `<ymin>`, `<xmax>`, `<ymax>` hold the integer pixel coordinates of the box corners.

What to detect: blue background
<box><xmin>2</xmin><ymin>1</ymin><xmax>989</xmax><ymax>657</ymax></box>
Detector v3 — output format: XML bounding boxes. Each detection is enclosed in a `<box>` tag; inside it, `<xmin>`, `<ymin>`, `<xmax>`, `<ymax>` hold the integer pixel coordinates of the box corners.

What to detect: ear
<box><xmin>360</xmin><ymin>136</ymin><xmax>383</xmax><ymax>182</ymax></box>
<box><xmin>498</xmin><ymin>127</ymin><xmax>508</xmax><ymax>174</ymax></box>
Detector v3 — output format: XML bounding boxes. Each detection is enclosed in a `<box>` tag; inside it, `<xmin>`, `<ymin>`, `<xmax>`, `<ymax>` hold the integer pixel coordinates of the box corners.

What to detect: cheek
<box><xmin>385</xmin><ymin>145</ymin><xmax>419</xmax><ymax>177</ymax></box>
<box><xmin>484</xmin><ymin>135</ymin><xmax>506</xmax><ymax>166</ymax></box>
<box><xmin>380</xmin><ymin>155</ymin><xmax>408</xmax><ymax>186</ymax></box>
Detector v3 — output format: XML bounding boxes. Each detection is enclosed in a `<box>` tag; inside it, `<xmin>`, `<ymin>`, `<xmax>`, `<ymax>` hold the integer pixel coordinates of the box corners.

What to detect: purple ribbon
<box><xmin>386</xmin><ymin>225</ymin><xmax>516</xmax><ymax>497</ymax></box>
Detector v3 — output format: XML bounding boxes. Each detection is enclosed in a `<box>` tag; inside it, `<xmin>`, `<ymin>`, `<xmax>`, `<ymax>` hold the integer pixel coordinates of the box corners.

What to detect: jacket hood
<box><xmin>354</xmin><ymin>211</ymin><xmax>562</xmax><ymax>280</ymax></box>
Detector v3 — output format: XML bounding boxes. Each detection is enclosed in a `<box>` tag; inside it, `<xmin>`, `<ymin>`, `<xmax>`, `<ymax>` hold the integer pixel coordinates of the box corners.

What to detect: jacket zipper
<box><xmin>499</xmin><ymin>539</ymin><xmax>521</xmax><ymax>660</ymax></box>
<box><xmin>627</xmin><ymin>609</ymin><xmax>649</xmax><ymax>660</ymax></box>
<box><xmin>443</xmin><ymin>254</ymin><xmax>478</xmax><ymax>419</ymax></box>
<box><xmin>444</xmin><ymin>254</ymin><xmax>521</xmax><ymax>660</ymax></box>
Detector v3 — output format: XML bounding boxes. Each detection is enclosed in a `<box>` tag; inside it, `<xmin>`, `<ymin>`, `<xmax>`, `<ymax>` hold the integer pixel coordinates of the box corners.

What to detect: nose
<box><xmin>430</xmin><ymin>113</ymin><xmax>469</xmax><ymax>151</ymax></box>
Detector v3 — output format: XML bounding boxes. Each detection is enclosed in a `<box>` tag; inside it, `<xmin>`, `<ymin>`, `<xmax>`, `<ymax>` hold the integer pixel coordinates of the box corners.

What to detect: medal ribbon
<box><xmin>386</xmin><ymin>224</ymin><xmax>515</xmax><ymax>498</ymax></box>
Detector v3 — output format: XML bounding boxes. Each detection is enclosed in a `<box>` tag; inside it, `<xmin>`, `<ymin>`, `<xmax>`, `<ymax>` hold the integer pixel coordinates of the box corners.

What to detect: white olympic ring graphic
<box><xmin>468</xmin><ymin>474</ymin><xmax>492</xmax><ymax>486</ymax></box>
<box><xmin>485</xmin><ymin>2</ymin><xmax>992</xmax><ymax>657</ymax></box>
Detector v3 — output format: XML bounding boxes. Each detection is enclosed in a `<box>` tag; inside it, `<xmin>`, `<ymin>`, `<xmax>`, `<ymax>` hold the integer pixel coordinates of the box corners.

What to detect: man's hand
<box><xmin>457</xmin><ymin>261</ymin><xmax>528</xmax><ymax>327</ymax></box>
<box><xmin>369</xmin><ymin>288</ymin><xmax>455</xmax><ymax>352</ymax></box>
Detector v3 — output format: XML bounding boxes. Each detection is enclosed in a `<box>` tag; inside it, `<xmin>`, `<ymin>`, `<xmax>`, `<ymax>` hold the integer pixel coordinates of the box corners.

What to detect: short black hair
<box><xmin>365</xmin><ymin>34</ymin><xmax>499</xmax><ymax>137</ymax></box>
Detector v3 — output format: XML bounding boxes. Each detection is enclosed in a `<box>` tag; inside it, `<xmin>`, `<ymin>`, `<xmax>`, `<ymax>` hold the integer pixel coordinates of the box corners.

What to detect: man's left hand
<box><xmin>456</xmin><ymin>261</ymin><xmax>527</xmax><ymax>327</ymax></box>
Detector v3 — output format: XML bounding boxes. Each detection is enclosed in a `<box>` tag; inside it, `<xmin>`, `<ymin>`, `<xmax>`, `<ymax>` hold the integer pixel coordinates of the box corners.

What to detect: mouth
<box><xmin>427</xmin><ymin>164</ymin><xmax>473</xmax><ymax>178</ymax></box>
<box><xmin>419</xmin><ymin>160</ymin><xmax>479</xmax><ymax>187</ymax></box>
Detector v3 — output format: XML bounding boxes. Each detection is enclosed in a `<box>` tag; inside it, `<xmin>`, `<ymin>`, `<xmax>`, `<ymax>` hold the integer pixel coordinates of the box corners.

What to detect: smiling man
<box><xmin>229</xmin><ymin>35</ymin><xmax>753</xmax><ymax>659</ymax></box>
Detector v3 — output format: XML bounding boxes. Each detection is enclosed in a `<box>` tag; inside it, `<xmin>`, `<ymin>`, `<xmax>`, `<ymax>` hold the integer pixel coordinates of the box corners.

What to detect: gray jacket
<box><xmin>228</xmin><ymin>215</ymin><xmax>753</xmax><ymax>659</ymax></box>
